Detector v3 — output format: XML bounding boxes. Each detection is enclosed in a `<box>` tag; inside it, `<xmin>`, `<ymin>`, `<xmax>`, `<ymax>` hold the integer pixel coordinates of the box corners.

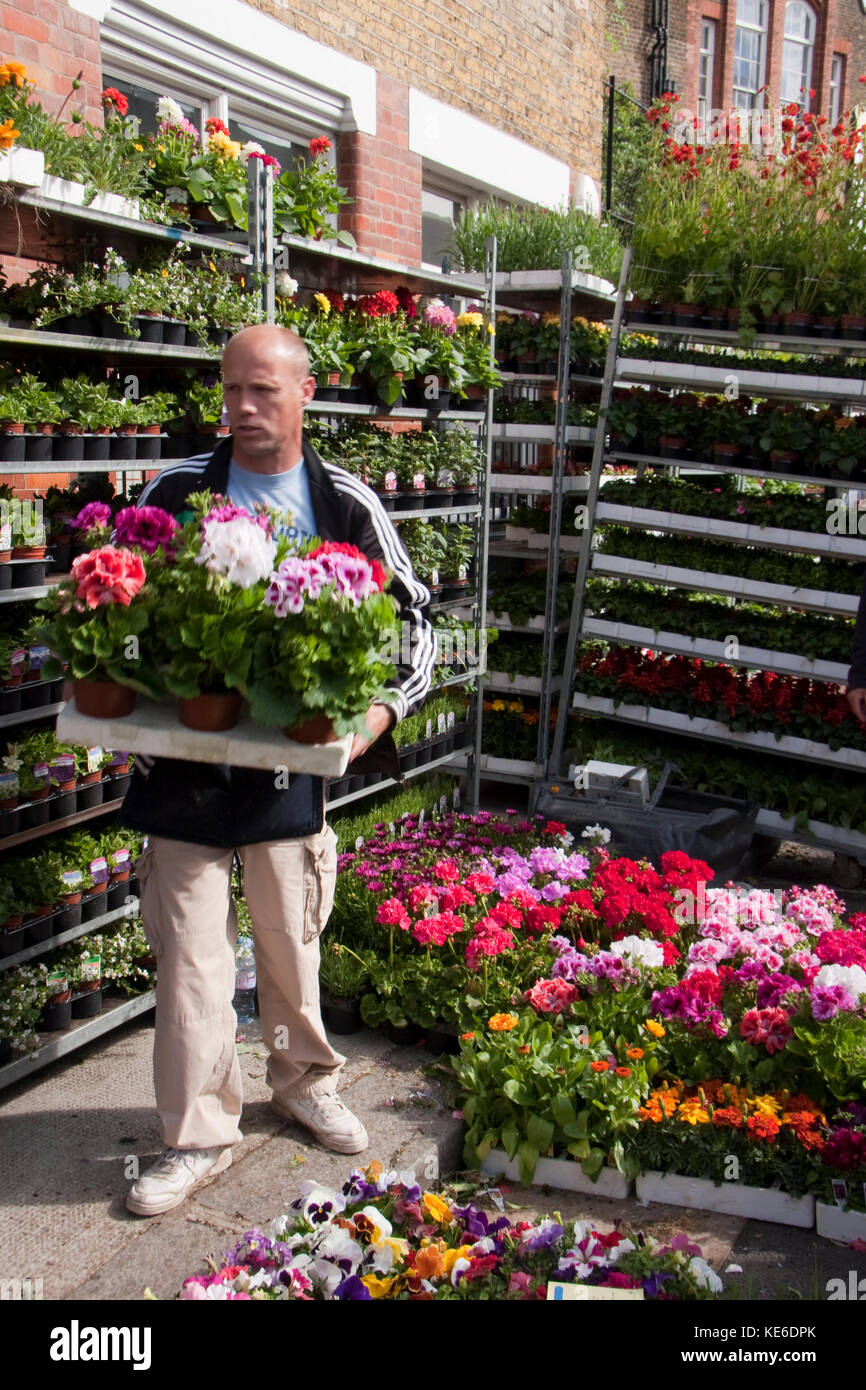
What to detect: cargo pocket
<box><xmin>302</xmin><ymin>825</ymin><xmax>338</xmax><ymax>944</ymax></box>
<box><xmin>134</xmin><ymin>840</ymin><xmax>164</xmax><ymax>956</ymax></box>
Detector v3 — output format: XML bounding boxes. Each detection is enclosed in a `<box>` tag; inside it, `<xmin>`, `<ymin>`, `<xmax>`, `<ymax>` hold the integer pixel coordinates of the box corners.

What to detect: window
<box><xmin>101</xmin><ymin>72</ymin><xmax>203</xmax><ymax>138</ymax></box>
<box><xmin>781</xmin><ymin>2</ymin><xmax>816</xmax><ymax>108</ymax></box>
<box><xmin>698</xmin><ymin>20</ymin><xmax>716</xmax><ymax>131</ymax></box>
<box><xmin>422</xmin><ymin>189</ymin><xmax>463</xmax><ymax>270</ymax></box>
<box><xmin>733</xmin><ymin>0</ymin><xmax>768</xmax><ymax>110</ymax></box>
<box><xmin>830</xmin><ymin>53</ymin><xmax>845</xmax><ymax>125</ymax></box>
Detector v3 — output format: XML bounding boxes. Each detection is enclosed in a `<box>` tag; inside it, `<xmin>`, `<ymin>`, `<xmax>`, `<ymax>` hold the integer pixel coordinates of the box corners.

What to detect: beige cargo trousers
<box><xmin>135</xmin><ymin>823</ymin><xmax>344</xmax><ymax>1149</ymax></box>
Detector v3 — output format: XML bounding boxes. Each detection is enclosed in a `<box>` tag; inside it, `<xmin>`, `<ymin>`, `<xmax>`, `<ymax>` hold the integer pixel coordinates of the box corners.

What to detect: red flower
<box><xmin>101</xmin><ymin>87</ymin><xmax>128</xmax><ymax>116</ymax></box>
<box><xmin>527</xmin><ymin>978</ymin><xmax>578</xmax><ymax>1013</ymax></box>
<box><xmin>740</xmin><ymin>1007</ymin><xmax>793</xmax><ymax>1054</ymax></box>
<box><xmin>71</xmin><ymin>546</ymin><xmax>146</xmax><ymax>608</ymax></box>
<box><xmin>377</xmin><ymin>897</ymin><xmax>410</xmax><ymax>930</ymax></box>
<box><xmin>206</xmin><ymin>117</ymin><xmax>230</xmax><ymax>136</ymax></box>
<box><xmin>310</xmin><ymin>136</ymin><xmax>332</xmax><ymax>157</ymax></box>
<box><xmin>307</xmin><ymin>540</ymin><xmax>385</xmax><ymax>591</ymax></box>
<box><xmin>746</xmin><ymin>1113</ymin><xmax>780</xmax><ymax>1142</ymax></box>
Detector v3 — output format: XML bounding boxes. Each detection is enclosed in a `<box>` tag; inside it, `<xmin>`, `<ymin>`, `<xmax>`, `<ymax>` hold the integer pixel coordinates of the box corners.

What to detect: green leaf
<box><xmin>517</xmin><ymin>1141</ymin><xmax>540</xmax><ymax>1186</ymax></box>
<box><xmin>502</xmin><ymin>1079</ymin><xmax>533</xmax><ymax>1105</ymax></box>
<box><xmin>501</xmin><ymin>1125</ymin><xmax>520</xmax><ymax>1161</ymax></box>
<box><xmin>526</xmin><ymin>1113</ymin><xmax>554</xmax><ymax>1152</ymax></box>
<box><xmin>551</xmin><ymin>1093</ymin><xmax>576</xmax><ymax>1128</ymax></box>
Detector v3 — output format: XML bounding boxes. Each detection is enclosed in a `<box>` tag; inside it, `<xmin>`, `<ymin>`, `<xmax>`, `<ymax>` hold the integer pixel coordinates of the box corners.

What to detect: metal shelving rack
<box><xmin>548</xmin><ymin>244</ymin><xmax>866</xmax><ymax>884</ymax></box>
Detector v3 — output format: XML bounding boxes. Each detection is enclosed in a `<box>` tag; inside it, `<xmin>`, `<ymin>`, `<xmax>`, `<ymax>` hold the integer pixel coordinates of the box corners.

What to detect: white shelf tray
<box><xmin>56</xmin><ymin>701</ymin><xmax>353</xmax><ymax>776</ymax></box>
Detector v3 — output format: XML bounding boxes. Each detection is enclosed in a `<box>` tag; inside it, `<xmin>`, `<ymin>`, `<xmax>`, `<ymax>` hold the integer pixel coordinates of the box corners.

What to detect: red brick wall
<box><xmin>337</xmin><ymin>76</ymin><xmax>422</xmax><ymax>264</ymax></box>
<box><xmin>1</xmin><ymin>0</ymin><xmax>104</xmax><ymax>125</ymax></box>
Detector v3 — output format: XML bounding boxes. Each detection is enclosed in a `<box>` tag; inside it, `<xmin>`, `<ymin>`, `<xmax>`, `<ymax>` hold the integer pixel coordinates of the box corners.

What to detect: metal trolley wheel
<box><xmin>832</xmin><ymin>853</ymin><xmax>865</xmax><ymax>890</ymax></box>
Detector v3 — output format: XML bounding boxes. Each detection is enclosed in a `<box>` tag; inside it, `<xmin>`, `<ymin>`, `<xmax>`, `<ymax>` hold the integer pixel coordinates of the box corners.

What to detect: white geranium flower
<box><xmin>815</xmin><ymin>963</ymin><xmax>866</xmax><ymax>998</ymax></box>
<box><xmin>157</xmin><ymin>95</ymin><xmax>185</xmax><ymax>124</ymax></box>
<box><xmin>581</xmin><ymin>823</ymin><xmax>611</xmax><ymax>844</ymax></box>
<box><xmin>275</xmin><ymin>271</ymin><xmax>299</xmax><ymax>299</ymax></box>
<box><xmin>197</xmin><ymin>516</ymin><xmax>277</xmax><ymax>588</ymax></box>
<box><xmin>610</xmin><ymin>935</ymin><xmax>665</xmax><ymax>969</ymax></box>
<box><xmin>240</xmin><ymin>140</ymin><xmax>265</xmax><ymax>162</ymax></box>
<box><xmin>687</xmin><ymin>1256</ymin><xmax>723</xmax><ymax>1293</ymax></box>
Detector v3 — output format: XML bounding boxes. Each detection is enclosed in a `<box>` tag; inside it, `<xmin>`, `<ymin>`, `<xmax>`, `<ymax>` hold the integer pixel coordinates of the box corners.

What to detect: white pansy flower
<box><xmin>687</xmin><ymin>1256</ymin><xmax>723</xmax><ymax>1293</ymax></box>
<box><xmin>814</xmin><ymin>963</ymin><xmax>866</xmax><ymax>997</ymax></box>
<box><xmin>197</xmin><ymin>516</ymin><xmax>277</xmax><ymax>588</ymax></box>
<box><xmin>156</xmin><ymin>95</ymin><xmax>185</xmax><ymax>124</ymax></box>
<box><xmin>275</xmin><ymin>271</ymin><xmax>299</xmax><ymax>298</ymax></box>
<box><xmin>610</xmin><ymin>935</ymin><xmax>665</xmax><ymax>969</ymax></box>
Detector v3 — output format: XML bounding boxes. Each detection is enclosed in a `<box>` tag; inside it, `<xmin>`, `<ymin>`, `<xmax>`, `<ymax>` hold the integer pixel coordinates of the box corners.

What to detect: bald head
<box><xmin>220</xmin><ymin>322</ymin><xmax>316</xmax><ymax>474</ymax></box>
<box><xmin>222</xmin><ymin>322</ymin><xmax>310</xmax><ymax>378</ymax></box>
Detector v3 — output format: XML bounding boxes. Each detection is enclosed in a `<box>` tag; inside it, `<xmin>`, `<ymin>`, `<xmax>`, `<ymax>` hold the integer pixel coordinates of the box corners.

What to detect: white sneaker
<box><xmin>126</xmin><ymin>1145</ymin><xmax>233</xmax><ymax>1216</ymax></box>
<box><xmin>271</xmin><ymin>1092</ymin><xmax>369</xmax><ymax>1154</ymax></box>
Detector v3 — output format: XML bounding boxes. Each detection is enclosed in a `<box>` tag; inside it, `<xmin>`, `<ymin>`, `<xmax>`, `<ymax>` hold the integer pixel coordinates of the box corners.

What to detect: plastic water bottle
<box><xmin>234</xmin><ymin>942</ymin><xmax>257</xmax><ymax>1024</ymax></box>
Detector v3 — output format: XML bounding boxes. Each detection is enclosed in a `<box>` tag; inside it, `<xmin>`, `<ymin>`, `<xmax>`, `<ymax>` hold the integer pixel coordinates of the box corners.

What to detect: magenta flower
<box><xmin>113</xmin><ymin>505</ymin><xmax>180</xmax><ymax>556</ymax></box>
<box><xmin>72</xmin><ymin>501</ymin><xmax>112</xmax><ymax>531</ymax></box>
<box><xmin>265</xmin><ymin>556</ymin><xmax>325</xmax><ymax>615</ymax></box>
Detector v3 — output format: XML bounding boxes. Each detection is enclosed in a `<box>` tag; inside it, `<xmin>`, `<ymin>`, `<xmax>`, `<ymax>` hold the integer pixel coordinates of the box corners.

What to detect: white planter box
<box><xmin>487</xmin><ymin>670</ymin><xmax>543</xmax><ymax>693</ymax></box>
<box><xmin>0</xmin><ymin>146</ymin><xmax>45</xmax><ymax>186</ymax></box>
<box><xmin>617</xmin><ymin>356</ymin><xmax>866</xmax><ymax>405</ymax></box>
<box><xmin>504</xmin><ymin>526</ymin><xmax>535</xmax><ymax>544</ymax></box>
<box><xmin>88</xmin><ymin>190</ymin><xmax>140</xmax><ymax>220</ymax></box>
<box><xmin>491</xmin><ymin>474</ymin><xmax>588</xmax><ymax>494</ymax></box>
<box><xmin>482</xmin><ymin>1149</ymin><xmax>633</xmax><ymax>1199</ymax></box>
<box><xmin>636</xmin><ymin>1171</ymin><xmax>815</xmax><ymax>1227</ymax></box>
<box><xmin>816</xmin><ymin>1200</ymin><xmax>866</xmax><ymax>1243</ymax></box>
<box><xmin>480</xmin><ymin>755</ymin><xmax>542</xmax><ymax>777</ymax></box>
<box><xmin>39</xmin><ymin>174</ymin><xmax>87</xmax><ymax>205</ymax></box>
<box><xmin>754</xmin><ymin>808</ymin><xmax>866</xmax><ymax>856</ymax></box>
<box><xmin>591</xmin><ymin>554</ymin><xmax>857</xmax><ymax>616</ymax></box>
<box><xmin>580</xmin><ymin>618</ymin><xmax>849</xmax><ymax>683</ymax></box>
<box><xmin>56</xmin><ymin>700</ymin><xmax>352</xmax><ymax>775</ymax></box>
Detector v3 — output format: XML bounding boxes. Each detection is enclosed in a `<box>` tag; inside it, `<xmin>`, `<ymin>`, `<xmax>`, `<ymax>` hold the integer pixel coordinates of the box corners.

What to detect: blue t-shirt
<box><xmin>226</xmin><ymin>458</ymin><xmax>317</xmax><ymax>545</ymax></box>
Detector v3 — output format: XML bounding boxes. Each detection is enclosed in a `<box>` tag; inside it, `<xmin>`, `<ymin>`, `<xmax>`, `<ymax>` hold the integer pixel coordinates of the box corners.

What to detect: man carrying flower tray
<box><xmin>119</xmin><ymin>324</ymin><xmax>435</xmax><ymax>1216</ymax></box>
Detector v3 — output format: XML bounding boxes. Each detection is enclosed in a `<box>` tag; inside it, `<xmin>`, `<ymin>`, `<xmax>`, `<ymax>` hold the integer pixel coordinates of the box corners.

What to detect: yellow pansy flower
<box><xmin>422</xmin><ymin>1192</ymin><xmax>453</xmax><ymax>1224</ymax></box>
<box><xmin>440</xmin><ymin>1244</ymin><xmax>473</xmax><ymax>1275</ymax></box>
<box><xmin>361</xmin><ymin>1274</ymin><xmax>397</xmax><ymax>1298</ymax></box>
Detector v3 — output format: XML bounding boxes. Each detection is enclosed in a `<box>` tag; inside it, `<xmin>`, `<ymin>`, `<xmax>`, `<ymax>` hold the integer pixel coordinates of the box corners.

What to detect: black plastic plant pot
<box><xmin>0</xmin><ymin>924</ymin><xmax>28</xmax><ymax>957</ymax></box>
<box><xmin>40</xmin><ymin>997</ymin><xmax>72</xmax><ymax>1032</ymax></box>
<box><xmin>12</xmin><ymin>560</ymin><xmax>47</xmax><ymax>588</ymax></box>
<box><xmin>109</xmin><ymin>772</ymin><xmax>132</xmax><ymax>800</ymax></box>
<box><xmin>25</xmin><ymin>914</ymin><xmax>54</xmax><ymax>946</ymax></box>
<box><xmin>23</xmin><ymin>433</ymin><xmax>52</xmax><ymax>462</ymax></box>
<box><xmin>362</xmin><ymin>772</ymin><xmax>383</xmax><ymax>788</ymax></box>
<box><xmin>162</xmin><ymin>319</ymin><xmax>187</xmax><ymax>346</ymax></box>
<box><xmin>0</xmin><ymin>685</ymin><xmax>22</xmax><ymax>715</ymax></box>
<box><xmin>82</xmin><ymin>891</ymin><xmax>108</xmax><ymax>923</ymax></box>
<box><xmin>99</xmin><ymin>314</ymin><xmax>135</xmax><ymax>341</ymax></box>
<box><xmin>0</xmin><ymin>808</ymin><xmax>20</xmax><ymax>836</ymax></box>
<box><xmin>338</xmin><ymin>386</ymin><xmax>363</xmax><ymax>405</ymax></box>
<box><xmin>321</xmin><ymin>995</ymin><xmax>363</xmax><ymax>1035</ymax></box>
<box><xmin>0</xmin><ymin>1037</ymin><xmax>12</xmax><ymax>1065</ymax></box>
<box><xmin>53</xmin><ymin>433</ymin><xmax>85</xmax><ymax>462</ymax></box>
<box><xmin>20</xmin><ymin>797</ymin><xmax>51</xmax><ymax>829</ymax></box>
<box><xmin>396</xmin><ymin>491</ymin><xmax>424</xmax><ymax>513</ymax></box>
<box><xmin>51</xmin><ymin>787</ymin><xmax>77</xmax><ymax>820</ymax></box>
<box><xmin>0</xmin><ymin>433</ymin><xmax>25</xmax><ymax>462</ymax></box>
<box><xmin>107</xmin><ymin>879</ymin><xmax>131</xmax><ymax>911</ymax></box>
<box><xmin>381</xmin><ymin>1020</ymin><xmax>423</xmax><ymax>1046</ymax></box>
<box><xmin>83</xmin><ymin>434</ymin><xmax>111</xmax><ymax>461</ymax></box>
<box><xmin>326</xmin><ymin>777</ymin><xmax>350</xmax><ymax>802</ymax></box>
<box><xmin>76</xmin><ymin>778</ymin><xmax>105</xmax><ymax>810</ymax></box>
<box><xmin>314</xmin><ymin>386</ymin><xmax>340</xmax><ymax>403</ymax></box>
<box><xmin>210</xmin><ymin>328</ymin><xmax>230</xmax><ymax>349</ymax></box>
<box><xmin>423</xmin><ymin>1022</ymin><xmax>460</xmax><ymax>1055</ymax></box>
<box><xmin>61</xmin><ymin>313</ymin><xmax>98</xmax><ymax>336</ymax></box>
<box><xmin>55</xmin><ymin>901</ymin><xmax>83</xmax><ymax>931</ymax></box>
<box><xmin>414</xmin><ymin>741</ymin><xmax>433</xmax><ymax>767</ymax></box>
<box><xmin>347</xmin><ymin>774</ymin><xmax>366</xmax><ymax>795</ymax></box>
<box><xmin>163</xmin><ymin>433</ymin><xmax>195</xmax><ymax>459</ymax></box>
<box><xmin>20</xmin><ymin>678</ymin><xmax>51</xmax><ymax>710</ymax></box>
<box><xmin>0</xmin><ymin>564</ymin><xmax>10</xmax><ymax>592</ymax></box>
<box><xmin>185</xmin><ymin>326</ymin><xmax>208</xmax><ymax>348</ymax></box>
<box><xmin>137</xmin><ymin>315</ymin><xmax>164</xmax><ymax>343</ymax></box>
<box><xmin>109</xmin><ymin>434</ymin><xmax>137</xmax><ymax>461</ymax></box>
<box><xmin>135</xmin><ymin>433</ymin><xmax>162</xmax><ymax>460</ymax></box>
<box><xmin>398</xmin><ymin>744</ymin><xmax>418</xmax><ymax>771</ymax></box>
<box><xmin>71</xmin><ymin>987</ymin><xmax>103</xmax><ymax>1019</ymax></box>
<box><xmin>373</xmin><ymin>491</ymin><xmax>398</xmax><ymax>513</ymax></box>
<box><xmin>48</xmin><ymin>540</ymin><xmax>71</xmax><ymax>573</ymax></box>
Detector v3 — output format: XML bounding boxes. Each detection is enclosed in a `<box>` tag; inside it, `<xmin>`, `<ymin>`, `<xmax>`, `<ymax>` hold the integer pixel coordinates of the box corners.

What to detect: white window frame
<box><xmin>733</xmin><ymin>0</ymin><xmax>769</xmax><ymax>111</ymax></box>
<box><xmin>698</xmin><ymin>19</ymin><xmax>716</xmax><ymax>130</ymax></box>
<box><xmin>781</xmin><ymin>1</ymin><xmax>816</xmax><ymax>109</ymax></box>
<box><xmin>830</xmin><ymin>53</ymin><xmax>845</xmax><ymax>124</ymax></box>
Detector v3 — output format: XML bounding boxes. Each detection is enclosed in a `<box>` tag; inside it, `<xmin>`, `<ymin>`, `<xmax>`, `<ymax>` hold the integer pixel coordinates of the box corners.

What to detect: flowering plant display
<box><xmin>247</xmin><ymin>539</ymin><xmax>398</xmax><ymax>736</ymax></box>
<box><xmin>177</xmin><ymin>1164</ymin><xmax>724</xmax><ymax>1300</ymax></box>
<box><xmin>272</xmin><ymin>135</ymin><xmax>355</xmax><ymax>246</ymax></box>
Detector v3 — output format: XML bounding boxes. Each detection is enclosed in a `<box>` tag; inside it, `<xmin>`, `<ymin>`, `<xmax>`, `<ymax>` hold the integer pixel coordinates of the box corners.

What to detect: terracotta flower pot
<box><xmin>177</xmin><ymin>691</ymin><xmax>242</xmax><ymax>731</ymax></box>
<box><xmin>11</xmin><ymin>544</ymin><xmax>46</xmax><ymax>560</ymax></box>
<box><xmin>74</xmin><ymin>679</ymin><xmax>136</xmax><ymax>718</ymax></box>
<box><xmin>285</xmin><ymin>714</ymin><xmax>339</xmax><ymax>744</ymax></box>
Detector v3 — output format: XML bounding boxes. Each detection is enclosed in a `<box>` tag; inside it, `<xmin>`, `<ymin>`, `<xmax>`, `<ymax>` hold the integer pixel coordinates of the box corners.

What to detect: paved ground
<box><xmin>1</xmin><ymin>836</ymin><xmax>864</xmax><ymax>1304</ymax></box>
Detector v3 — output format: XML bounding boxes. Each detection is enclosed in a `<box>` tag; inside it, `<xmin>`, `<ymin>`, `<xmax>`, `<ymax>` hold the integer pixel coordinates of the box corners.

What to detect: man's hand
<box><xmin>349</xmin><ymin>702</ymin><xmax>397</xmax><ymax>762</ymax></box>
<box><xmin>847</xmin><ymin>688</ymin><xmax>866</xmax><ymax>723</ymax></box>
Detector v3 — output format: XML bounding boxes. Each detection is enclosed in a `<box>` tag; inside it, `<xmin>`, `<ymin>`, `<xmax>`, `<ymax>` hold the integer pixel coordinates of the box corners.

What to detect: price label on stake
<box><xmin>425</xmin><ymin>719</ymin><xmax>432</xmax><ymax>739</ymax></box>
<box><xmin>355</xmin><ymin>836</ymin><xmax>364</xmax><ymax>851</ymax></box>
<box><xmin>90</xmin><ymin>856</ymin><xmax>109</xmax><ymax>884</ymax></box>
<box><xmin>60</xmin><ymin>870</ymin><xmax>83</xmax><ymax>891</ymax></box>
<box><xmin>547</xmin><ymin>1283</ymin><xmax>644</xmax><ymax>1301</ymax></box>
<box><xmin>86</xmin><ymin>746</ymin><xmax>103</xmax><ymax>774</ymax></box>
<box><xmin>437</xmin><ymin>713</ymin><xmax>447</xmax><ymax>734</ymax></box>
<box><xmin>447</xmin><ymin>711</ymin><xmax>455</xmax><ymax>730</ymax></box>
<box><xmin>453</xmin><ymin>788</ymin><xmax>460</xmax><ymax>809</ymax></box>
<box><xmin>32</xmin><ymin>762</ymin><xmax>49</xmax><ymax>783</ymax></box>
<box><xmin>439</xmin><ymin>794</ymin><xmax>447</xmax><ymax>812</ymax></box>
<box><xmin>28</xmin><ymin>645</ymin><xmax>51</xmax><ymax>670</ymax></box>
<box><xmin>418</xmin><ymin>809</ymin><xmax>425</xmax><ymax>830</ymax></box>
<box><xmin>81</xmin><ymin>954</ymin><xmax>101</xmax><ymax>983</ymax></box>
<box><xmin>110</xmin><ymin>849</ymin><xmax>130</xmax><ymax>869</ymax></box>
<box><xmin>47</xmin><ymin>969</ymin><xmax>67</xmax><ymax>996</ymax></box>
<box><xmin>385</xmin><ymin>470</ymin><xmax>397</xmax><ymax>492</ymax></box>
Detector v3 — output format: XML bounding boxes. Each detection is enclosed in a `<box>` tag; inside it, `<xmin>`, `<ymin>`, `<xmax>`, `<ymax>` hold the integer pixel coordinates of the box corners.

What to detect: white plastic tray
<box><xmin>56</xmin><ymin>700</ymin><xmax>353</xmax><ymax>775</ymax></box>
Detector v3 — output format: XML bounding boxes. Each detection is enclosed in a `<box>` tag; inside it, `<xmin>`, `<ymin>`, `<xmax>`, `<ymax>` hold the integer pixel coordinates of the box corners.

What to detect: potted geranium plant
<box><xmin>248</xmin><ymin>538</ymin><xmax>399</xmax><ymax>742</ymax></box>
<box><xmin>352</xmin><ymin>295</ymin><xmax>418</xmax><ymax>406</ymax></box>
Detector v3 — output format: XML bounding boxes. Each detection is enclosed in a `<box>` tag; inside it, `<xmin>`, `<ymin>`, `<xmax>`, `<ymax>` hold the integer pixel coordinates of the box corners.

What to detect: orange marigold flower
<box><xmin>517</xmin><ymin>1044</ymin><xmax>531</xmax><ymax>1053</ymax></box>
<box><xmin>746</xmin><ymin>1112</ymin><xmax>780</xmax><ymax>1142</ymax></box>
<box><xmin>626</xmin><ymin>1047</ymin><xmax>644</xmax><ymax>1060</ymax></box>
<box><xmin>460</xmin><ymin>1032</ymin><xmax>475</xmax><ymax>1041</ymax></box>
<box><xmin>488</xmin><ymin>1013</ymin><xmax>519</xmax><ymax>1031</ymax></box>
<box><xmin>590</xmin><ymin>1060</ymin><xmax>609</xmax><ymax>1073</ymax></box>
<box><xmin>615</xmin><ymin>1066</ymin><xmax>632</xmax><ymax>1077</ymax></box>
<box><xmin>712</xmin><ymin>1106</ymin><xmax>744</xmax><ymax>1129</ymax></box>
<box><xmin>644</xmin><ymin>1020</ymin><xmax>665</xmax><ymax>1038</ymax></box>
